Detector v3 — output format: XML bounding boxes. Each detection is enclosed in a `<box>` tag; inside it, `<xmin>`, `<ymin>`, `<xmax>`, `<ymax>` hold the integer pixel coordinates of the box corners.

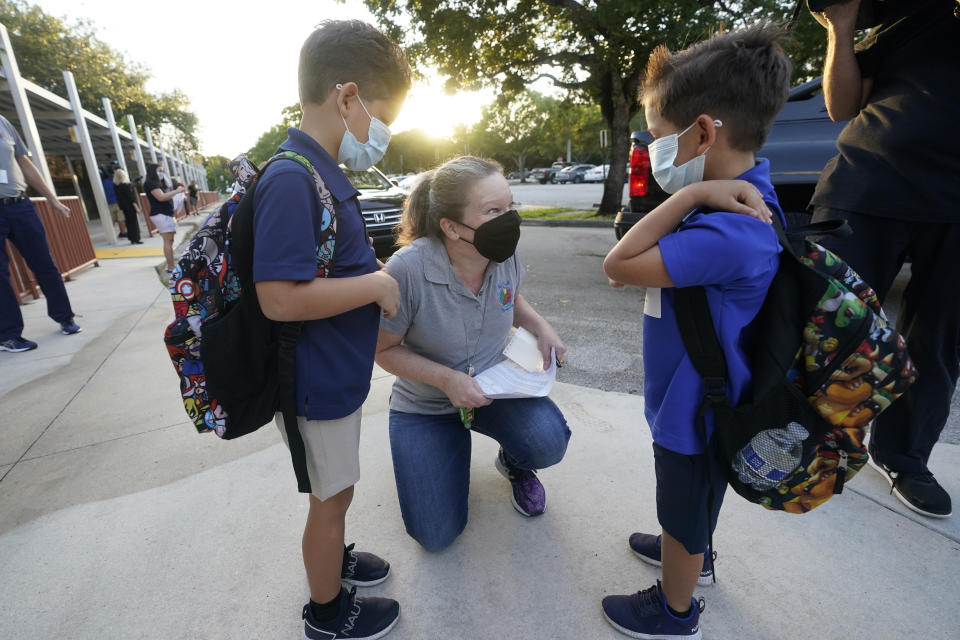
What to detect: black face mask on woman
<box><xmin>459</xmin><ymin>210</ymin><xmax>522</xmax><ymax>263</ymax></box>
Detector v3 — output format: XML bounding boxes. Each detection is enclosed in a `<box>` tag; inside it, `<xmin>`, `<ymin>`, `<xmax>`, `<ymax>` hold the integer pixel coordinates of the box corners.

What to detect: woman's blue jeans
<box><xmin>389</xmin><ymin>396</ymin><xmax>570</xmax><ymax>551</ymax></box>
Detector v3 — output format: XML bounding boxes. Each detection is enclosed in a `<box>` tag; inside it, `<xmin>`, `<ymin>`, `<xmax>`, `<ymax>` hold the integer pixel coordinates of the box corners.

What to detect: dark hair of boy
<box><xmin>642</xmin><ymin>22</ymin><xmax>793</xmax><ymax>151</ymax></box>
<box><xmin>298</xmin><ymin>19</ymin><xmax>412</xmax><ymax>107</ymax></box>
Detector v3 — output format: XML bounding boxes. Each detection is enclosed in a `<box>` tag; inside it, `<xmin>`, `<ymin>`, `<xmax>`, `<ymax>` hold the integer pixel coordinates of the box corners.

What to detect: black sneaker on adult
<box><xmin>302</xmin><ymin>586</ymin><xmax>399</xmax><ymax>640</ymax></box>
<box><xmin>628</xmin><ymin>532</ymin><xmax>716</xmax><ymax>586</ymax></box>
<box><xmin>868</xmin><ymin>444</ymin><xmax>952</xmax><ymax>518</ymax></box>
<box><xmin>341</xmin><ymin>543</ymin><xmax>391</xmax><ymax>587</ymax></box>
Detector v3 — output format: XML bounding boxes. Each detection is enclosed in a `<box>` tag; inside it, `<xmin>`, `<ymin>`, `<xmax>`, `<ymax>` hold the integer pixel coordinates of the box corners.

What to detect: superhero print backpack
<box><xmin>163</xmin><ymin>150</ymin><xmax>338</xmax><ymax>492</ymax></box>
<box><xmin>675</xmin><ymin>218</ymin><xmax>916</xmax><ymax>514</ymax></box>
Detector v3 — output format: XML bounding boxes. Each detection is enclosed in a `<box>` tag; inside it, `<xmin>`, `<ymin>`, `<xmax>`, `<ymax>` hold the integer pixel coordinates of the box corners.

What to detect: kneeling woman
<box><xmin>376</xmin><ymin>156</ymin><xmax>571</xmax><ymax>551</ymax></box>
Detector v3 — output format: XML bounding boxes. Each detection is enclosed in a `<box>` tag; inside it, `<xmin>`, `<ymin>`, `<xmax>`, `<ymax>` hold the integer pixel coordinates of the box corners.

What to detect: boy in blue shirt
<box><xmin>602</xmin><ymin>24</ymin><xmax>792</xmax><ymax>639</ymax></box>
<box><xmin>253</xmin><ymin>20</ymin><xmax>410</xmax><ymax>640</ymax></box>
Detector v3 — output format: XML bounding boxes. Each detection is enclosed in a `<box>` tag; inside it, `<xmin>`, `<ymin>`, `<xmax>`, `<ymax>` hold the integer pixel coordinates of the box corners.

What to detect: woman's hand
<box><xmin>443</xmin><ymin>370</ymin><xmax>492</xmax><ymax>408</ymax></box>
<box><xmin>535</xmin><ymin>322</ymin><xmax>566</xmax><ymax>370</ymax></box>
<box><xmin>682</xmin><ymin>180</ymin><xmax>772</xmax><ymax>224</ymax></box>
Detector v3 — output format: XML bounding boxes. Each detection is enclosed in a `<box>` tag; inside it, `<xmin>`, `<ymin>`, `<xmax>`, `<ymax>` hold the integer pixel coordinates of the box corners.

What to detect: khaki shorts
<box><xmin>275</xmin><ymin>408</ymin><xmax>362</xmax><ymax>501</ymax></box>
<box><xmin>109</xmin><ymin>202</ymin><xmax>122</xmax><ymax>222</ymax></box>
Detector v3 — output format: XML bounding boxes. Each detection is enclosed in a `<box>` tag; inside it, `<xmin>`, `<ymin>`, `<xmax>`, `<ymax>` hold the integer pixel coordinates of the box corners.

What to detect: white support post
<box><xmin>144</xmin><ymin>126</ymin><xmax>158</xmax><ymax>164</ymax></box>
<box><xmin>126</xmin><ymin>115</ymin><xmax>147</xmax><ymax>179</ymax></box>
<box><xmin>0</xmin><ymin>24</ymin><xmax>55</xmax><ymax>191</ymax></box>
<box><xmin>159</xmin><ymin>138</ymin><xmax>171</xmax><ymax>177</ymax></box>
<box><xmin>102</xmin><ymin>97</ymin><xmax>127</xmax><ymax>174</ymax></box>
<box><xmin>63</xmin><ymin>70</ymin><xmax>116</xmax><ymax>244</ymax></box>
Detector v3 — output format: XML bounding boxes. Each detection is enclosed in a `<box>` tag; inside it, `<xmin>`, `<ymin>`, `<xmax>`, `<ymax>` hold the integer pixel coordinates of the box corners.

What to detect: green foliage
<box><xmin>0</xmin><ymin>0</ymin><xmax>199</xmax><ymax>148</ymax></box>
<box><xmin>202</xmin><ymin>154</ymin><xmax>233</xmax><ymax>191</ymax></box>
<box><xmin>246</xmin><ymin>123</ymin><xmax>290</xmax><ymax>167</ymax></box>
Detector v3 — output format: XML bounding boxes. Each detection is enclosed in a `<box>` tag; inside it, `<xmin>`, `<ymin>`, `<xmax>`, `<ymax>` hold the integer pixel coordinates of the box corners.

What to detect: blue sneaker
<box><xmin>0</xmin><ymin>336</ymin><xmax>38</xmax><ymax>352</ymax></box>
<box><xmin>302</xmin><ymin>586</ymin><xmax>399</xmax><ymax>640</ymax></box>
<box><xmin>629</xmin><ymin>533</ymin><xmax>715</xmax><ymax>586</ymax></box>
<box><xmin>495</xmin><ymin>447</ymin><xmax>546</xmax><ymax>516</ymax></box>
<box><xmin>341</xmin><ymin>543</ymin><xmax>391</xmax><ymax>587</ymax></box>
<box><xmin>602</xmin><ymin>580</ymin><xmax>703</xmax><ymax>639</ymax></box>
<box><xmin>60</xmin><ymin>320</ymin><xmax>82</xmax><ymax>335</ymax></box>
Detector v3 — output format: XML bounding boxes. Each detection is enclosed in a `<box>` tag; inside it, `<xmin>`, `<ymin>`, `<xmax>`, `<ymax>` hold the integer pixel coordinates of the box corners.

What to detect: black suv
<box><xmin>343</xmin><ymin>165</ymin><xmax>407</xmax><ymax>258</ymax></box>
<box><xmin>613</xmin><ymin>78</ymin><xmax>847</xmax><ymax>238</ymax></box>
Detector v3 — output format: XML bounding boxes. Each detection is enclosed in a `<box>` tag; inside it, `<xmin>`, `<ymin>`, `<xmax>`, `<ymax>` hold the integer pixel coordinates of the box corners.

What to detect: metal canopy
<box><xmin>0</xmin><ymin>74</ymin><xmax>148</xmax><ymax>167</ymax></box>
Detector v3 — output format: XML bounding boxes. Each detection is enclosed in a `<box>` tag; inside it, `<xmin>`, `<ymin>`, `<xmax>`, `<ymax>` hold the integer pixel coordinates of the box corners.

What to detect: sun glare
<box><xmin>391</xmin><ymin>80</ymin><xmax>493</xmax><ymax>138</ymax></box>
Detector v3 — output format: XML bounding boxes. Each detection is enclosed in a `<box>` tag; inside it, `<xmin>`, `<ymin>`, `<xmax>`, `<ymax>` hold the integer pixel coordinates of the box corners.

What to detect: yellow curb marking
<box><xmin>94</xmin><ymin>247</ymin><xmax>164</xmax><ymax>259</ymax></box>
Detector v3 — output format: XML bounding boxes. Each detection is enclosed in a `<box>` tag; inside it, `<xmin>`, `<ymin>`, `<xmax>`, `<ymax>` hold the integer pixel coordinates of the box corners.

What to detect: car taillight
<box><xmin>629</xmin><ymin>145</ymin><xmax>649</xmax><ymax>198</ymax></box>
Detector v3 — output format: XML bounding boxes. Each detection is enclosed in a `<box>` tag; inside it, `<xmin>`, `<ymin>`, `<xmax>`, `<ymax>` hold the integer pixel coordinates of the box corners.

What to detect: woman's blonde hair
<box><xmin>395</xmin><ymin>156</ymin><xmax>503</xmax><ymax>248</ymax></box>
<box><xmin>113</xmin><ymin>168</ymin><xmax>129</xmax><ymax>184</ymax></box>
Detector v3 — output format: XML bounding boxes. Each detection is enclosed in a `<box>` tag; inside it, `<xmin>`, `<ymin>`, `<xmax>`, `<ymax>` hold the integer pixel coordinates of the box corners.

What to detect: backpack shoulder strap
<box><xmin>268</xmin><ymin>149</ymin><xmax>339</xmax><ymax>278</ymax></box>
<box><xmin>673</xmin><ymin>285</ymin><xmax>730</xmax><ymax>409</ymax></box>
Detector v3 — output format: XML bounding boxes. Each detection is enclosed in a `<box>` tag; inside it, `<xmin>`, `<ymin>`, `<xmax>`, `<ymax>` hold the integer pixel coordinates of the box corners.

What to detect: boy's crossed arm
<box><xmin>257</xmin><ymin>269</ymin><xmax>399</xmax><ymax>322</ymax></box>
<box><xmin>603</xmin><ymin>180</ymin><xmax>771</xmax><ymax>289</ymax></box>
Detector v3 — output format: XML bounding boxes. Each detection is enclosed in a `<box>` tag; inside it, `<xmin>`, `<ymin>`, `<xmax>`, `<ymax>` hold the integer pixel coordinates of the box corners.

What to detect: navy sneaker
<box><xmin>341</xmin><ymin>543</ymin><xmax>391</xmax><ymax>587</ymax></box>
<box><xmin>602</xmin><ymin>580</ymin><xmax>704</xmax><ymax>639</ymax></box>
<box><xmin>0</xmin><ymin>336</ymin><xmax>38</xmax><ymax>352</ymax></box>
<box><xmin>868</xmin><ymin>442</ymin><xmax>951</xmax><ymax>518</ymax></box>
<box><xmin>628</xmin><ymin>533</ymin><xmax>715</xmax><ymax>586</ymax></box>
<box><xmin>60</xmin><ymin>320</ymin><xmax>82</xmax><ymax>335</ymax></box>
<box><xmin>302</xmin><ymin>586</ymin><xmax>399</xmax><ymax>640</ymax></box>
<box><xmin>495</xmin><ymin>447</ymin><xmax>546</xmax><ymax>516</ymax></box>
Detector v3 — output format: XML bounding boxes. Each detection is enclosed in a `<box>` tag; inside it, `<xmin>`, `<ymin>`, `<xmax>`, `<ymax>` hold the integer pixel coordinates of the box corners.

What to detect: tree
<box><xmin>0</xmin><ymin>0</ymin><xmax>199</xmax><ymax>149</ymax></box>
<box><xmin>359</xmin><ymin>0</ymin><xmax>825</xmax><ymax>215</ymax></box>
<box><xmin>202</xmin><ymin>154</ymin><xmax>232</xmax><ymax>192</ymax></box>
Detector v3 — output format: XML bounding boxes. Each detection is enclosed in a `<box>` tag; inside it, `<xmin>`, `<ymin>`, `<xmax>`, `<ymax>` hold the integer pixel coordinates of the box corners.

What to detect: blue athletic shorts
<box><xmin>653</xmin><ymin>442</ymin><xmax>728</xmax><ymax>555</ymax></box>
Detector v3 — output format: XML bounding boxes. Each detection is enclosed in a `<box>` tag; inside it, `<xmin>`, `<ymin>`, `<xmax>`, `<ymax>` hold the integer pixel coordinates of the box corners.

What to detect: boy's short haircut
<box><xmin>299</xmin><ymin>20</ymin><xmax>412</xmax><ymax>106</ymax></box>
<box><xmin>642</xmin><ymin>23</ymin><xmax>793</xmax><ymax>152</ymax></box>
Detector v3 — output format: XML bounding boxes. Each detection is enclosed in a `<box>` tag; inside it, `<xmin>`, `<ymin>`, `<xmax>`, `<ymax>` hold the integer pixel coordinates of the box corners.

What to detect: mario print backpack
<box><xmin>163</xmin><ymin>150</ymin><xmax>338</xmax><ymax>492</ymax></box>
<box><xmin>674</xmin><ymin>218</ymin><xmax>916</xmax><ymax>514</ymax></box>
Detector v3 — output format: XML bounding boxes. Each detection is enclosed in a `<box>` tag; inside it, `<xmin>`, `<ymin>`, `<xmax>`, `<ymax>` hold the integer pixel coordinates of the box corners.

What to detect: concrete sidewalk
<box><xmin>1</xmin><ymin>232</ymin><xmax>957</xmax><ymax>639</ymax></box>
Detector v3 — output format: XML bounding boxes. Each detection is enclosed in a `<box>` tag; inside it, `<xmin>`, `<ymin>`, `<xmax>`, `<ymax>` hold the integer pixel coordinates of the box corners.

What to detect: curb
<box><xmin>521</xmin><ymin>218</ymin><xmax>612</xmax><ymax>228</ymax></box>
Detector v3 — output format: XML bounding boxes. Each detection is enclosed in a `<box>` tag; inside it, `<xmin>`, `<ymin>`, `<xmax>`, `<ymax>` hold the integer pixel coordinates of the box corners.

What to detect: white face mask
<box><xmin>648</xmin><ymin>119</ymin><xmax>723</xmax><ymax>194</ymax></box>
<box><xmin>336</xmin><ymin>84</ymin><xmax>391</xmax><ymax>171</ymax></box>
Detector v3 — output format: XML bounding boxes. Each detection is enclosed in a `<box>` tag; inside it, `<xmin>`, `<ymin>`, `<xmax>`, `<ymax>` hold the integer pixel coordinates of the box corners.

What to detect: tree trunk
<box><xmin>598</xmin><ymin>71</ymin><xmax>632</xmax><ymax>216</ymax></box>
<box><xmin>597</xmin><ymin>70</ymin><xmax>630</xmax><ymax>215</ymax></box>
<box><xmin>517</xmin><ymin>152</ymin><xmax>528</xmax><ymax>183</ymax></box>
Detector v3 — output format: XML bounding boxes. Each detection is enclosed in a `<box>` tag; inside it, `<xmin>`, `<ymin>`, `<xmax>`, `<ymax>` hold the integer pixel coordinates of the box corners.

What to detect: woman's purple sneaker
<box><xmin>495</xmin><ymin>448</ymin><xmax>546</xmax><ymax>516</ymax></box>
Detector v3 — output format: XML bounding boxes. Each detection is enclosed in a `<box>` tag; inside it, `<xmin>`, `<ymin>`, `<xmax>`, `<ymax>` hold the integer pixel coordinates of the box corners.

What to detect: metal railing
<box><xmin>6</xmin><ymin>196</ymin><xmax>98</xmax><ymax>303</ymax></box>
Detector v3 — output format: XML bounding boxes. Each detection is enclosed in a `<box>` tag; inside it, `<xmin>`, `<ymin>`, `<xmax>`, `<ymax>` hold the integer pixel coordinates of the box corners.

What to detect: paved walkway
<box><xmin>1</xmin><ymin>214</ymin><xmax>957</xmax><ymax>639</ymax></box>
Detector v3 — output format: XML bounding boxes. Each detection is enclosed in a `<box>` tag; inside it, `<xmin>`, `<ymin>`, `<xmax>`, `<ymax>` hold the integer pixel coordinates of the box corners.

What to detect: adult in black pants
<box><xmin>809</xmin><ymin>0</ymin><xmax>959</xmax><ymax>518</ymax></box>
<box><xmin>112</xmin><ymin>168</ymin><xmax>142</xmax><ymax>244</ymax></box>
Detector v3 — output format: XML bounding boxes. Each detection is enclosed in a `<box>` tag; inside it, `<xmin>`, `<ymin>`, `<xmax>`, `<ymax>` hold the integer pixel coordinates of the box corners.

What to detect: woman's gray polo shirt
<box><xmin>380</xmin><ymin>236</ymin><xmax>525</xmax><ymax>415</ymax></box>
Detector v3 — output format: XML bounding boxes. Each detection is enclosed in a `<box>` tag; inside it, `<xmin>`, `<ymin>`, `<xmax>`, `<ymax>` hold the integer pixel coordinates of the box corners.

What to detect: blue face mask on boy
<box><xmin>336</xmin><ymin>84</ymin><xmax>391</xmax><ymax>171</ymax></box>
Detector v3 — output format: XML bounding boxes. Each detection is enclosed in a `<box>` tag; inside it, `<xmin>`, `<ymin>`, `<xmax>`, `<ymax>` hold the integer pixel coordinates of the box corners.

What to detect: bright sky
<box><xmin>33</xmin><ymin>0</ymin><xmax>494</xmax><ymax>156</ymax></box>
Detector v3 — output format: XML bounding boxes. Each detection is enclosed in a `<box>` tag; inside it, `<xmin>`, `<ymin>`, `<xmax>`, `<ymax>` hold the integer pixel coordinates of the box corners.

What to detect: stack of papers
<box><xmin>474</xmin><ymin>327</ymin><xmax>557</xmax><ymax>399</ymax></box>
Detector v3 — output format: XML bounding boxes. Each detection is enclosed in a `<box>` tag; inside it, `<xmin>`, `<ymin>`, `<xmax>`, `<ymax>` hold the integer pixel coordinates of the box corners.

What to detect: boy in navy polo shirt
<box><xmin>601</xmin><ymin>24</ymin><xmax>792</xmax><ymax>639</ymax></box>
<box><xmin>252</xmin><ymin>21</ymin><xmax>410</xmax><ymax>640</ymax></box>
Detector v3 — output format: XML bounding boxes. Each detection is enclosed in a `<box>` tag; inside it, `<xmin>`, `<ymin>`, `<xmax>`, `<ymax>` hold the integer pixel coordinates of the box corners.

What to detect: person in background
<box><xmin>100</xmin><ymin>162</ymin><xmax>126</xmax><ymax>238</ymax></box>
<box><xmin>143</xmin><ymin>162</ymin><xmax>183</xmax><ymax>276</ymax></box>
<box><xmin>171</xmin><ymin>177</ymin><xmax>187</xmax><ymax>218</ymax></box>
<box><xmin>0</xmin><ymin>113</ymin><xmax>81</xmax><ymax>353</ymax></box>
<box><xmin>112</xmin><ymin>168</ymin><xmax>142</xmax><ymax>245</ymax></box>
<box><xmin>187</xmin><ymin>181</ymin><xmax>199</xmax><ymax>215</ymax></box>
